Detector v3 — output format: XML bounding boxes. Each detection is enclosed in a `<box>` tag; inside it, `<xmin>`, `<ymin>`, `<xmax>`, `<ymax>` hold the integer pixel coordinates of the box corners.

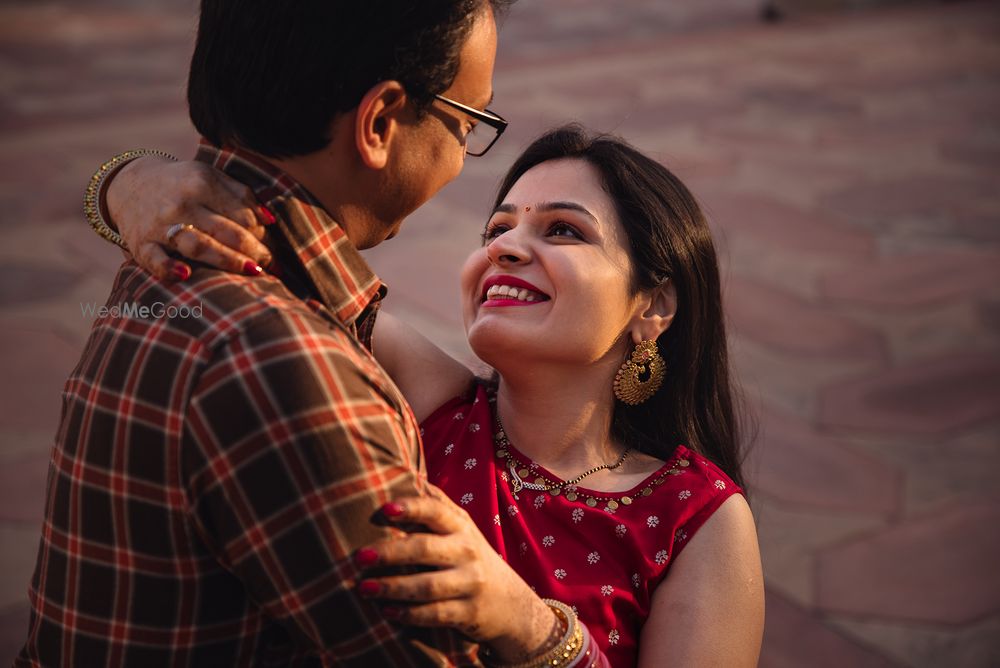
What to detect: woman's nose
<box><xmin>486</xmin><ymin>229</ymin><xmax>530</xmax><ymax>266</ymax></box>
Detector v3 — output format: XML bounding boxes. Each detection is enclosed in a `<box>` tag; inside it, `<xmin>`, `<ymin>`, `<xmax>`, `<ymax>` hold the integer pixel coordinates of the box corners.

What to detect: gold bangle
<box><xmin>84</xmin><ymin>149</ymin><xmax>177</xmax><ymax>251</ymax></box>
<box><xmin>491</xmin><ymin>599</ymin><xmax>585</xmax><ymax>668</ymax></box>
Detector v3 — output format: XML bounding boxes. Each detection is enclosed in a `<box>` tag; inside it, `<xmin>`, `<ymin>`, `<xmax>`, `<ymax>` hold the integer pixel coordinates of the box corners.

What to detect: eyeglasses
<box><xmin>433</xmin><ymin>94</ymin><xmax>508</xmax><ymax>157</ymax></box>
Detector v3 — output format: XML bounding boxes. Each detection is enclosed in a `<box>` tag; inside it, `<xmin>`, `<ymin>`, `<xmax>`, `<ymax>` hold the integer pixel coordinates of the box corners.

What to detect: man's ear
<box><xmin>354</xmin><ymin>80</ymin><xmax>409</xmax><ymax>170</ymax></box>
<box><xmin>629</xmin><ymin>279</ymin><xmax>677</xmax><ymax>345</ymax></box>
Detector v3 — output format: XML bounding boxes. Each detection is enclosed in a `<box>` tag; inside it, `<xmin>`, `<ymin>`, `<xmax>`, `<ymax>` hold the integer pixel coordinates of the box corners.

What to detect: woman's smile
<box><xmin>481</xmin><ymin>274</ymin><xmax>551</xmax><ymax>307</ymax></box>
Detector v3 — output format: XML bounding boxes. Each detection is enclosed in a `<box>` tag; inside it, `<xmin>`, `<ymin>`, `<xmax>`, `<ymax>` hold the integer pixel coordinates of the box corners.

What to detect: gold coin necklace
<box><xmin>493</xmin><ymin>412</ymin><xmax>631</xmax><ymax>501</ymax></box>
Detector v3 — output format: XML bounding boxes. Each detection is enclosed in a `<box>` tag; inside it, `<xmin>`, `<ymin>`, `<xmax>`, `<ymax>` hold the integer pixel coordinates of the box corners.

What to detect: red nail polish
<box><xmin>382</xmin><ymin>502</ymin><xmax>405</xmax><ymax>518</ymax></box>
<box><xmin>382</xmin><ymin>606</ymin><xmax>403</xmax><ymax>620</ymax></box>
<box><xmin>355</xmin><ymin>548</ymin><xmax>379</xmax><ymax>568</ymax></box>
<box><xmin>259</xmin><ymin>206</ymin><xmax>276</xmax><ymax>225</ymax></box>
<box><xmin>171</xmin><ymin>262</ymin><xmax>191</xmax><ymax>281</ymax></box>
<box><xmin>243</xmin><ymin>260</ymin><xmax>262</xmax><ymax>276</ymax></box>
<box><xmin>358</xmin><ymin>580</ymin><xmax>381</xmax><ymax>597</ymax></box>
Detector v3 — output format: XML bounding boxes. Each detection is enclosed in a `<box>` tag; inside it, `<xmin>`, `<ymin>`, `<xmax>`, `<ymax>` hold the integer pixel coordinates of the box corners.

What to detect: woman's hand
<box><xmin>105</xmin><ymin>156</ymin><xmax>274</xmax><ymax>280</ymax></box>
<box><xmin>355</xmin><ymin>487</ymin><xmax>560</xmax><ymax>664</ymax></box>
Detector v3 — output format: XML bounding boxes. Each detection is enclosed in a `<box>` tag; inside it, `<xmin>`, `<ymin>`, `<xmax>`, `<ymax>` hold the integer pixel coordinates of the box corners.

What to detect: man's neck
<box><xmin>266</xmin><ymin>133</ymin><xmax>384</xmax><ymax>250</ymax></box>
<box><xmin>193</xmin><ymin>141</ymin><xmax>384</xmax><ymax>327</ymax></box>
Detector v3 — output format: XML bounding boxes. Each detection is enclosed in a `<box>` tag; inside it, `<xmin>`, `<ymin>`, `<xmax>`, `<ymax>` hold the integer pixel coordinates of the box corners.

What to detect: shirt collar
<box><xmin>194</xmin><ymin>140</ymin><xmax>385</xmax><ymax>327</ymax></box>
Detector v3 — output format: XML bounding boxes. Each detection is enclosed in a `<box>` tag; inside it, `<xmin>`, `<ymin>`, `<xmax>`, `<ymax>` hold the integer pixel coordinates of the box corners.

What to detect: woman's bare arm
<box><xmin>638</xmin><ymin>494</ymin><xmax>765</xmax><ymax>667</ymax></box>
<box><xmin>373</xmin><ymin>311</ymin><xmax>475</xmax><ymax>423</ymax></box>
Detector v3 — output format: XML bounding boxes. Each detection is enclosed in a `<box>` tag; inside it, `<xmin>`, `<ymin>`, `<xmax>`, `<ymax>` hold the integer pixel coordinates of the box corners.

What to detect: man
<box><xmin>17</xmin><ymin>1</ymin><xmax>509</xmax><ymax>665</ymax></box>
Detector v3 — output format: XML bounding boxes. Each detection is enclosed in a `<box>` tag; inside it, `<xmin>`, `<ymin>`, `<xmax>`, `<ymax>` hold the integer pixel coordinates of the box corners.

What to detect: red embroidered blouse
<box><xmin>421</xmin><ymin>384</ymin><xmax>742</xmax><ymax>667</ymax></box>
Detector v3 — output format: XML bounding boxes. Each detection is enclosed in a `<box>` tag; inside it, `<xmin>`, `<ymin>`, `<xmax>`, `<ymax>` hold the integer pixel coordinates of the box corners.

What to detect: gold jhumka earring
<box><xmin>613</xmin><ymin>340</ymin><xmax>665</xmax><ymax>405</ymax></box>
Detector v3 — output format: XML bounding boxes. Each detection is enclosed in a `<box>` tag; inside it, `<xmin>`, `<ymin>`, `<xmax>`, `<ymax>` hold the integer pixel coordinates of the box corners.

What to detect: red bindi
<box><xmin>525</xmin><ymin>206</ymin><xmax>531</xmax><ymax>212</ymax></box>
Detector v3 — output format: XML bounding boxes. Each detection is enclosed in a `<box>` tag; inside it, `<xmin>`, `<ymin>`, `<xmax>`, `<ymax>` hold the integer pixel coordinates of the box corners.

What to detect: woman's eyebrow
<box><xmin>491</xmin><ymin>201</ymin><xmax>598</xmax><ymax>224</ymax></box>
<box><xmin>491</xmin><ymin>203</ymin><xmax>517</xmax><ymax>215</ymax></box>
<box><xmin>537</xmin><ymin>201</ymin><xmax>598</xmax><ymax>224</ymax></box>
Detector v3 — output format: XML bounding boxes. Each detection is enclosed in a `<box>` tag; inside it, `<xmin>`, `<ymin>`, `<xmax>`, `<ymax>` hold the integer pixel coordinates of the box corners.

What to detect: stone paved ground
<box><xmin>1</xmin><ymin>0</ymin><xmax>999</xmax><ymax>665</ymax></box>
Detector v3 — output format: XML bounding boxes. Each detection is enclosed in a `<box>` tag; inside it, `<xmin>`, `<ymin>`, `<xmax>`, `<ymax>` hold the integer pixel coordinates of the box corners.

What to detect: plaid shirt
<box><xmin>16</xmin><ymin>144</ymin><xmax>482</xmax><ymax>667</ymax></box>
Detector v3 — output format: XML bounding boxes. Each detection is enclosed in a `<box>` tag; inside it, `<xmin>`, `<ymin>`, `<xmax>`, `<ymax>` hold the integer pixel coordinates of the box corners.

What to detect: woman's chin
<box><xmin>467</xmin><ymin>324</ymin><xmax>533</xmax><ymax>371</ymax></box>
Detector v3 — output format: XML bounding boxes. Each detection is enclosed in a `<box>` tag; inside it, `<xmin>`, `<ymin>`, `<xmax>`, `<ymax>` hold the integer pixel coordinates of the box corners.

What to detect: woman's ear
<box><xmin>354</xmin><ymin>80</ymin><xmax>409</xmax><ymax>170</ymax></box>
<box><xmin>630</xmin><ymin>279</ymin><xmax>677</xmax><ymax>345</ymax></box>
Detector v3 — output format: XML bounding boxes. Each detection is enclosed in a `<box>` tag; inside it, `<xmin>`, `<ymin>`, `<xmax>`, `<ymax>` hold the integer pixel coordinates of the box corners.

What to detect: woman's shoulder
<box><xmin>653</xmin><ymin>445</ymin><xmax>743</xmax><ymax>522</ymax></box>
<box><xmin>628</xmin><ymin>444</ymin><xmax>740</xmax><ymax>495</ymax></box>
<box><xmin>421</xmin><ymin>379</ymin><xmax>492</xmax><ymax>425</ymax></box>
<box><xmin>643</xmin><ymin>444</ymin><xmax>743</xmax><ymax>554</ymax></box>
<box><xmin>419</xmin><ymin>379</ymin><xmax>495</xmax><ymax>456</ymax></box>
<box><xmin>671</xmin><ymin>445</ymin><xmax>742</xmax><ymax>496</ymax></box>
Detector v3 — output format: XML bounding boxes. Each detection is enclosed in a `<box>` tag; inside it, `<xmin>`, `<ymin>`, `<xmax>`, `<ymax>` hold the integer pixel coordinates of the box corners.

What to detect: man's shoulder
<box><xmin>82</xmin><ymin>263</ymin><xmax>383</xmax><ymax>410</ymax></box>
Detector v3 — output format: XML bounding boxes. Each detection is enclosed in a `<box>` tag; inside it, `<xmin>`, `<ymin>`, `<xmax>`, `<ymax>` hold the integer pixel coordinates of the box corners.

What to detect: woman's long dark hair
<box><xmin>493</xmin><ymin>125</ymin><xmax>748</xmax><ymax>490</ymax></box>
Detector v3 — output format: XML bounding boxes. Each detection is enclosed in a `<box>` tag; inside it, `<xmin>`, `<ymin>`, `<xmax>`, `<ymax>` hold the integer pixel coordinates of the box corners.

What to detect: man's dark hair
<box><xmin>189</xmin><ymin>0</ymin><xmax>511</xmax><ymax>158</ymax></box>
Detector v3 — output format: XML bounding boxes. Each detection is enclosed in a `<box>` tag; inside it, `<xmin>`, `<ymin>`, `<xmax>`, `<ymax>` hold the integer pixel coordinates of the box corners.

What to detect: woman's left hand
<box><xmin>356</xmin><ymin>486</ymin><xmax>558</xmax><ymax>662</ymax></box>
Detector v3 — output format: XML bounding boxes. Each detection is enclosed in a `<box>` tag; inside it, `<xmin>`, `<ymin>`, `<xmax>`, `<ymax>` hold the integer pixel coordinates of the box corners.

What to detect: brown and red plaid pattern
<box><xmin>16</xmin><ymin>144</ymin><xmax>481</xmax><ymax>667</ymax></box>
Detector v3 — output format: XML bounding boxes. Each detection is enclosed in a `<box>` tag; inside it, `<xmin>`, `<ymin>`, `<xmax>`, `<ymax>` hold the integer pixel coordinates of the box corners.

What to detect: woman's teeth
<box><xmin>486</xmin><ymin>284</ymin><xmax>542</xmax><ymax>302</ymax></box>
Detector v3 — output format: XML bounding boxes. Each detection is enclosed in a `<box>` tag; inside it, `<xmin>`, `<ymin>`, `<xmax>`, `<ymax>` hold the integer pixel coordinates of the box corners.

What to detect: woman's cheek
<box><xmin>459</xmin><ymin>249</ymin><xmax>489</xmax><ymax>326</ymax></box>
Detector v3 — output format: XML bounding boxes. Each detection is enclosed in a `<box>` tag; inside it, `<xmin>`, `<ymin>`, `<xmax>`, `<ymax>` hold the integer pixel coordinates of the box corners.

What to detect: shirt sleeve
<box><xmin>181</xmin><ymin>309</ymin><xmax>480</xmax><ymax>666</ymax></box>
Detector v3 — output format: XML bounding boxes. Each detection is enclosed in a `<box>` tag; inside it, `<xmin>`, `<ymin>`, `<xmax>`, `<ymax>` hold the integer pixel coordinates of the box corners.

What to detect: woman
<box><xmin>91</xmin><ymin>126</ymin><xmax>764</xmax><ymax>666</ymax></box>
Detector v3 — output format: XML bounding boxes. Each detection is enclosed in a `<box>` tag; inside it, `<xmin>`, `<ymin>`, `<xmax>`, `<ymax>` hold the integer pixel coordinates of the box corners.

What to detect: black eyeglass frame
<box><xmin>433</xmin><ymin>94</ymin><xmax>508</xmax><ymax>157</ymax></box>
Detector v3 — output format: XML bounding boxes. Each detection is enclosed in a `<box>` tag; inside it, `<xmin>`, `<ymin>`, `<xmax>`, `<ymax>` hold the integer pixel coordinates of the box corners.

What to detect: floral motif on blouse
<box><xmin>421</xmin><ymin>383</ymin><xmax>744</xmax><ymax>668</ymax></box>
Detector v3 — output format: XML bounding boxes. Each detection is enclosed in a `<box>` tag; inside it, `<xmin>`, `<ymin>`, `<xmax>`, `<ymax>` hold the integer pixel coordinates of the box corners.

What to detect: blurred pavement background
<box><xmin>1</xmin><ymin>0</ymin><xmax>998</xmax><ymax>664</ymax></box>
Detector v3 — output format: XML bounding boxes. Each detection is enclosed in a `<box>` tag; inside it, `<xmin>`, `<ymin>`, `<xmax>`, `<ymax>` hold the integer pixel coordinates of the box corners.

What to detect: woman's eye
<box><xmin>481</xmin><ymin>223</ymin><xmax>509</xmax><ymax>243</ymax></box>
<box><xmin>548</xmin><ymin>222</ymin><xmax>583</xmax><ymax>239</ymax></box>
